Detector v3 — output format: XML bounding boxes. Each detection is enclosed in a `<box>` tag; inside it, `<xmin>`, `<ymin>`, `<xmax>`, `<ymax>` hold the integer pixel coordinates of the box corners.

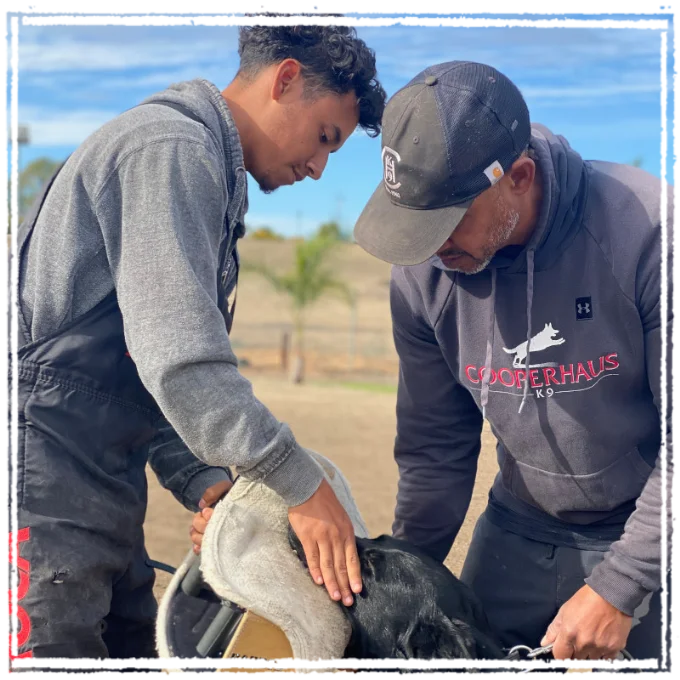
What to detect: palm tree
<box><xmin>243</xmin><ymin>233</ymin><xmax>353</xmax><ymax>383</ymax></box>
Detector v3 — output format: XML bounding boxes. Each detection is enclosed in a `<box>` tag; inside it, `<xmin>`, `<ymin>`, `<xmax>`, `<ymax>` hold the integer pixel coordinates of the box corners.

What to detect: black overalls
<box><xmin>11</xmin><ymin>120</ymin><xmax>240</xmax><ymax>658</ymax></box>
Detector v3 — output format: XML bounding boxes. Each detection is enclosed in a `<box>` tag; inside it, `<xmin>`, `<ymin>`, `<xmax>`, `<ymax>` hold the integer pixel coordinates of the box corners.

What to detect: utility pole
<box><xmin>9</xmin><ymin>124</ymin><xmax>31</xmax><ymax>234</ymax></box>
<box><xmin>336</xmin><ymin>193</ymin><xmax>345</xmax><ymax>228</ymax></box>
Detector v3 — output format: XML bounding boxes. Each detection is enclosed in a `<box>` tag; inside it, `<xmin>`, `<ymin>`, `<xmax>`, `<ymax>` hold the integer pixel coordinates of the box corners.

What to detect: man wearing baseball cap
<box><xmin>355</xmin><ymin>61</ymin><xmax>670</xmax><ymax>663</ymax></box>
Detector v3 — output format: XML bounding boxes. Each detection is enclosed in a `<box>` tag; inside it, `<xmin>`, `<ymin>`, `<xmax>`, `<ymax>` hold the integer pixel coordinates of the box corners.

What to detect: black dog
<box><xmin>287</xmin><ymin>527</ymin><xmax>505</xmax><ymax>660</ymax></box>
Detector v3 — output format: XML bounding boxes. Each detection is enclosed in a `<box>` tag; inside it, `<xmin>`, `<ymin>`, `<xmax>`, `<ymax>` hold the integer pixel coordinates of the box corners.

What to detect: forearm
<box><xmin>393</xmin><ymin>457</ymin><xmax>479</xmax><ymax>562</ymax></box>
<box><xmin>148</xmin><ymin>417</ymin><xmax>232</xmax><ymax>511</ymax></box>
<box><xmin>393</xmin><ymin>396</ymin><xmax>483</xmax><ymax>561</ymax></box>
<box><xmin>390</xmin><ymin>271</ymin><xmax>483</xmax><ymax>561</ymax></box>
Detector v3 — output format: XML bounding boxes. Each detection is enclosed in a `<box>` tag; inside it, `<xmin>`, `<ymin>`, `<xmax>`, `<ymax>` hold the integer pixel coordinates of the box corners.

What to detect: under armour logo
<box><xmin>576</xmin><ymin>296</ymin><xmax>593</xmax><ymax>320</ymax></box>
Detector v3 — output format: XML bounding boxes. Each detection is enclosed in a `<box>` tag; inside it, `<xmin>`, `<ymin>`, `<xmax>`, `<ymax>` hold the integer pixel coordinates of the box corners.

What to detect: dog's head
<box><xmin>395</xmin><ymin>608</ymin><xmax>484</xmax><ymax>659</ymax></box>
<box><xmin>286</xmin><ymin>525</ymin><xmax>504</xmax><ymax>660</ymax></box>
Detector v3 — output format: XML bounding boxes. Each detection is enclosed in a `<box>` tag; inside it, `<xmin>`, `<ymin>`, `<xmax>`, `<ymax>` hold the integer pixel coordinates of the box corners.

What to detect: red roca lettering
<box><xmin>0</xmin><ymin>528</ymin><xmax>33</xmax><ymax>680</ymax></box>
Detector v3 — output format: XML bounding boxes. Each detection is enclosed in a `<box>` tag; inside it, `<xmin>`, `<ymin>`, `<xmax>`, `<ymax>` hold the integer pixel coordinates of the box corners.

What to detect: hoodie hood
<box><xmin>490</xmin><ymin>123</ymin><xmax>589</xmax><ymax>274</ymax></box>
<box><xmin>473</xmin><ymin>124</ymin><xmax>589</xmax><ymax>415</ymax></box>
<box><xmin>140</xmin><ymin>79</ymin><xmax>249</xmax><ymax>235</ymax></box>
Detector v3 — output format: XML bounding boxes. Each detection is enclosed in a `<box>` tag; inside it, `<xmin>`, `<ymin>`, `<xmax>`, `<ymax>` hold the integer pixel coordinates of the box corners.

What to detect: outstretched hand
<box><xmin>288</xmin><ymin>478</ymin><xmax>362</xmax><ymax>607</ymax></box>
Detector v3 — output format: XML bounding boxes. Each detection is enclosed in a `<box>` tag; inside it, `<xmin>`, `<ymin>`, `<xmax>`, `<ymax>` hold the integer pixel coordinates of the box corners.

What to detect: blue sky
<box><xmin>13</xmin><ymin>13</ymin><xmax>674</xmax><ymax>237</ymax></box>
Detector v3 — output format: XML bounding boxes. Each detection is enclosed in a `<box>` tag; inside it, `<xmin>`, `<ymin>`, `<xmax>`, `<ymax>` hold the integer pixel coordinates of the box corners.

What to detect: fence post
<box><xmin>280</xmin><ymin>331</ymin><xmax>290</xmax><ymax>372</ymax></box>
<box><xmin>348</xmin><ymin>302</ymin><xmax>357</xmax><ymax>371</ymax></box>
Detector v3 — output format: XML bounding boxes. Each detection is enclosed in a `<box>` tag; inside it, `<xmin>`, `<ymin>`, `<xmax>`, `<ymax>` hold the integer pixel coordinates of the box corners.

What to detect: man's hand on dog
<box><xmin>189</xmin><ymin>479</ymin><xmax>232</xmax><ymax>555</ymax></box>
<box><xmin>288</xmin><ymin>478</ymin><xmax>362</xmax><ymax>607</ymax></box>
<box><xmin>189</xmin><ymin>477</ymin><xmax>362</xmax><ymax>607</ymax></box>
<box><xmin>541</xmin><ymin>584</ymin><xmax>632</xmax><ymax>660</ymax></box>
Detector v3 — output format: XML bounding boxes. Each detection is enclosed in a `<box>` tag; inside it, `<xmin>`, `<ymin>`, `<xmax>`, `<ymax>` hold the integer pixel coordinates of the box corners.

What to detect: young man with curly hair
<box><xmin>13</xmin><ymin>23</ymin><xmax>386</xmax><ymax>658</ymax></box>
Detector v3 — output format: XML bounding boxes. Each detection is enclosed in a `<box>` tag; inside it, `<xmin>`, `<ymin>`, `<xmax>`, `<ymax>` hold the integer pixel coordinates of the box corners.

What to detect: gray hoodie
<box><xmin>390</xmin><ymin>124</ymin><xmax>671</xmax><ymax>617</ymax></box>
<box><xmin>19</xmin><ymin>79</ymin><xmax>324</xmax><ymax>509</ymax></box>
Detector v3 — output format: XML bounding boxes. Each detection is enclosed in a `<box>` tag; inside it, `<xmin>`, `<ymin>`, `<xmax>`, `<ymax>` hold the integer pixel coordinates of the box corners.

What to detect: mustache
<box><xmin>439</xmin><ymin>249</ymin><xmax>470</xmax><ymax>259</ymax></box>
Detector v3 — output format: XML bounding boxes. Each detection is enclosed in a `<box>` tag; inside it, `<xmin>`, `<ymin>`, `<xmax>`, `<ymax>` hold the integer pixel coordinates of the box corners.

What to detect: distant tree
<box><xmin>315</xmin><ymin>220</ymin><xmax>345</xmax><ymax>241</ymax></box>
<box><xmin>243</xmin><ymin>233</ymin><xmax>353</xmax><ymax>383</ymax></box>
<box><xmin>7</xmin><ymin>157</ymin><xmax>62</xmax><ymax>233</ymax></box>
<box><xmin>249</xmin><ymin>226</ymin><xmax>285</xmax><ymax>241</ymax></box>
<box><xmin>631</xmin><ymin>156</ymin><xmax>644</xmax><ymax>168</ymax></box>
<box><xmin>21</xmin><ymin>158</ymin><xmax>61</xmax><ymax>205</ymax></box>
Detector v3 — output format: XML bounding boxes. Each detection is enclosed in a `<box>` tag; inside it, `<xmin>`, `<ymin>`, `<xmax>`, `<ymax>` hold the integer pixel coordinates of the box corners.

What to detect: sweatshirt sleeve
<box><xmin>390</xmin><ymin>268</ymin><xmax>484</xmax><ymax>562</ymax></box>
<box><xmin>147</xmin><ymin>416</ymin><xmax>233</xmax><ymax>512</ymax></box>
<box><xmin>585</xmin><ymin>212</ymin><xmax>672</xmax><ymax>616</ymax></box>
<box><xmin>95</xmin><ymin>137</ymin><xmax>323</xmax><ymax>507</ymax></box>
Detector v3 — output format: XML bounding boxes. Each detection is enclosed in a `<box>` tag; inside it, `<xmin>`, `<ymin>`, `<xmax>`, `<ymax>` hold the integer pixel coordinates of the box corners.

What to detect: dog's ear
<box><xmin>395</xmin><ymin>609</ymin><xmax>476</xmax><ymax>659</ymax></box>
<box><xmin>355</xmin><ymin>545</ymin><xmax>385</xmax><ymax>581</ymax></box>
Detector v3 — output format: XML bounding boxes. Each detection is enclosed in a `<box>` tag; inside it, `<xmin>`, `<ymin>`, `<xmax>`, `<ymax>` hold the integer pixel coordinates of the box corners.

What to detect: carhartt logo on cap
<box><xmin>483</xmin><ymin>160</ymin><xmax>504</xmax><ymax>186</ymax></box>
<box><xmin>382</xmin><ymin>146</ymin><xmax>402</xmax><ymax>198</ymax></box>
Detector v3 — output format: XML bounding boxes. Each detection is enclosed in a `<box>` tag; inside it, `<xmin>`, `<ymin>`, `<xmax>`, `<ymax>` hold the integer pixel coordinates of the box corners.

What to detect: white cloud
<box><xmin>14</xmin><ymin>23</ymin><xmax>668</xmax><ymax>158</ymax></box>
<box><xmin>360</xmin><ymin>25</ymin><xmax>664</xmax><ymax>91</ymax></box>
<box><xmin>554</xmin><ymin>116</ymin><xmax>661</xmax><ymax>142</ymax></box>
<box><xmin>3</xmin><ymin>39</ymin><xmax>226</xmax><ymax>73</ymax></box>
<box><xmin>19</xmin><ymin>106</ymin><xmax>119</xmax><ymax>146</ymax></box>
<box><xmin>521</xmin><ymin>81</ymin><xmax>662</xmax><ymax>100</ymax></box>
<box><xmin>101</xmin><ymin>61</ymin><xmax>240</xmax><ymax>90</ymax></box>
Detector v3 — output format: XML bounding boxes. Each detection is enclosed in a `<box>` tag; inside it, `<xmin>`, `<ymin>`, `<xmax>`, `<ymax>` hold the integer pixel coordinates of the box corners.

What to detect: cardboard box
<box><xmin>214</xmin><ymin>611</ymin><xmax>351</xmax><ymax>680</ymax></box>
<box><xmin>215</xmin><ymin>612</ymin><xmax>295</xmax><ymax>680</ymax></box>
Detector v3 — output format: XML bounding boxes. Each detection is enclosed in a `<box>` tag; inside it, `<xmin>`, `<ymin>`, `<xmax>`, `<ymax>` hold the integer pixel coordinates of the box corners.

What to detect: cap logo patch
<box><xmin>382</xmin><ymin>146</ymin><xmax>402</xmax><ymax>197</ymax></box>
<box><xmin>483</xmin><ymin>160</ymin><xmax>504</xmax><ymax>186</ymax></box>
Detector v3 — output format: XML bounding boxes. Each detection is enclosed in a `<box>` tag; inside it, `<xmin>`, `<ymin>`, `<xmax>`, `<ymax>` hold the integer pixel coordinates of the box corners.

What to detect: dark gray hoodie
<box><xmin>19</xmin><ymin>79</ymin><xmax>324</xmax><ymax>509</ymax></box>
<box><xmin>390</xmin><ymin>124</ymin><xmax>671</xmax><ymax>617</ymax></box>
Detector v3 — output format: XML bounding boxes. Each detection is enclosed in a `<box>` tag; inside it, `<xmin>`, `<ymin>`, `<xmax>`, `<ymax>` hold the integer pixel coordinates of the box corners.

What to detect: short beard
<box><xmin>450</xmin><ymin>199</ymin><xmax>520</xmax><ymax>275</ymax></box>
<box><xmin>257</xmin><ymin>180</ymin><xmax>277</xmax><ymax>195</ymax></box>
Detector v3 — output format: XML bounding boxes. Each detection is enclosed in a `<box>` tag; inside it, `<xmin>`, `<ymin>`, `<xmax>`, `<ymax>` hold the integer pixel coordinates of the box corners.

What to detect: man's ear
<box><xmin>504</xmin><ymin>155</ymin><xmax>536</xmax><ymax>197</ymax></box>
<box><xmin>271</xmin><ymin>59</ymin><xmax>303</xmax><ymax>102</ymax></box>
<box><xmin>396</xmin><ymin>608</ymin><xmax>476</xmax><ymax>659</ymax></box>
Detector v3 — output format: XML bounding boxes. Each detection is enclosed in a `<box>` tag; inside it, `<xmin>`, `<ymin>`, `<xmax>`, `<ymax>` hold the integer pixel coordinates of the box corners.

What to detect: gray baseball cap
<box><xmin>354</xmin><ymin>61</ymin><xmax>531</xmax><ymax>266</ymax></box>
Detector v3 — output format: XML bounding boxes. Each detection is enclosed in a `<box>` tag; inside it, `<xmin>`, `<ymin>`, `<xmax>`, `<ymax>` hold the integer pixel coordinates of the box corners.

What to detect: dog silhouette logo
<box><xmin>502</xmin><ymin>322</ymin><xmax>565</xmax><ymax>368</ymax></box>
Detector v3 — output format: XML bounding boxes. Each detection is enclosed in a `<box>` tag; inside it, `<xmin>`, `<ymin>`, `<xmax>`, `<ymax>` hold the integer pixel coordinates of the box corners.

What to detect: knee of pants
<box><xmin>9</xmin><ymin>520</ymin><xmax>141</xmax><ymax>659</ymax></box>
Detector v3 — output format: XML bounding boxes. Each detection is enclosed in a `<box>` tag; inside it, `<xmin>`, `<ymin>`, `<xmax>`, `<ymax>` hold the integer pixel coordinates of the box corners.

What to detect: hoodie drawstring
<box><xmin>518</xmin><ymin>249</ymin><xmax>535</xmax><ymax>414</ymax></box>
<box><xmin>480</xmin><ymin>268</ymin><xmax>497</xmax><ymax>420</ymax></box>
<box><xmin>481</xmin><ymin>248</ymin><xmax>535</xmax><ymax>419</ymax></box>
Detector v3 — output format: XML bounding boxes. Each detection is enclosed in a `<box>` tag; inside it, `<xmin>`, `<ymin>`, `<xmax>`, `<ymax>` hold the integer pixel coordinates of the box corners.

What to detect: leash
<box><xmin>505</xmin><ymin>642</ymin><xmax>633</xmax><ymax>668</ymax></box>
<box><xmin>147</xmin><ymin>558</ymin><xmax>177</xmax><ymax>575</ymax></box>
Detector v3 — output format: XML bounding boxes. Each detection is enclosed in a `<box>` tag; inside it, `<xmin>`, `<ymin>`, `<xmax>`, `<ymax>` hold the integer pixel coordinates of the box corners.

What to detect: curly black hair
<box><xmin>237</xmin><ymin>19</ymin><xmax>386</xmax><ymax>138</ymax></box>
